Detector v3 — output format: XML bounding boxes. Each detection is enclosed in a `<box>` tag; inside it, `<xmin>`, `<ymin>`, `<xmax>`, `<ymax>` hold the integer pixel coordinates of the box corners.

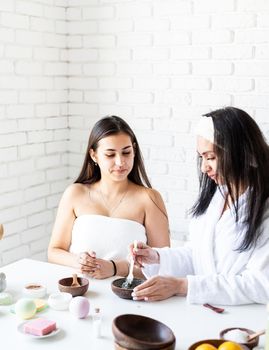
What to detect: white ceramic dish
<box><xmin>23</xmin><ymin>284</ymin><xmax>47</xmax><ymax>299</ymax></box>
<box><xmin>48</xmin><ymin>292</ymin><xmax>72</xmax><ymax>310</ymax></box>
<box><xmin>17</xmin><ymin>322</ymin><xmax>61</xmax><ymax>339</ymax></box>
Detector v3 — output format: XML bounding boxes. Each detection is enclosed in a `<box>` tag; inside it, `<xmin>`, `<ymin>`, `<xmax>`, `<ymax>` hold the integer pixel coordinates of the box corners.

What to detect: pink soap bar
<box><xmin>23</xmin><ymin>318</ymin><xmax>56</xmax><ymax>336</ymax></box>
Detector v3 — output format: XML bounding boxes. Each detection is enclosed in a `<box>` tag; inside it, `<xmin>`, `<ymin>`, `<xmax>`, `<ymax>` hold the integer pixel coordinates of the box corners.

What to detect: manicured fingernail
<box><xmin>132</xmin><ymin>296</ymin><xmax>138</xmax><ymax>301</ymax></box>
<box><xmin>131</xmin><ymin>292</ymin><xmax>136</xmax><ymax>297</ymax></box>
<box><xmin>144</xmin><ymin>297</ymin><xmax>148</xmax><ymax>301</ymax></box>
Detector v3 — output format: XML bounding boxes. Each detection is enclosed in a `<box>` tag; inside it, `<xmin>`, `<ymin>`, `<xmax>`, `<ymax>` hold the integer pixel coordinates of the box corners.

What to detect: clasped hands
<box><xmin>129</xmin><ymin>241</ymin><xmax>188</xmax><ymax>302</ymax></box>
<box><xmin>77</xmin><ymin>242</ymin><xmax>188</xmax><ymax>301</ymax></box>
<box><xmin>78</xmin><ymin>251</ymin><xmax>114</xmax><ymax>279</ymax></box>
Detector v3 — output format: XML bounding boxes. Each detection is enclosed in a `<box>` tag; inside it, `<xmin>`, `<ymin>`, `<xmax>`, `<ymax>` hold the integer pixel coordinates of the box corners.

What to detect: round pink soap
<box><xmin>69</xmin><ymin>296</ymin><xmax>89</xmax><ymax>319</ymax></box>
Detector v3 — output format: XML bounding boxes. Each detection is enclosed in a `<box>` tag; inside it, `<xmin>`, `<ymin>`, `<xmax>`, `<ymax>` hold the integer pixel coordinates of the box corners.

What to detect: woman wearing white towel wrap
<box><xmin>131</xmin><ymin>107</ymin><xmax>269</xmax><ymax>305</ymax></box>
<box><xmin>48</xmin><ymin>116</ymin><xmax>170</xmax><ymax>279</ymax></box>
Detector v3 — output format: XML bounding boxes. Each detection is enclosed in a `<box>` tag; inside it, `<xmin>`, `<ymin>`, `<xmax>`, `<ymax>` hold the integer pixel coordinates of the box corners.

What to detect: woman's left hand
<box><xmin>87</xmin><ymin>258</ymin><xmax>115</xmax><ymax>279</ymax></box>
<box><xmin>131</xmin><ymin>276</ymin><xmax>188</xmax><ymax>301</ymax></box>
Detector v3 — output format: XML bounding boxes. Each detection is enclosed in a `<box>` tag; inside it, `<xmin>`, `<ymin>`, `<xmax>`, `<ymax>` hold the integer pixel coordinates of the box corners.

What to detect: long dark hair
<box><xmin>74</xmin><ymin>115</ymin><xmax>152</xmax><ymax>188</ymax></box>
<box><xmin>191</xmin><ymin>107</ymin><xmax>269</xmax><ymax>251</ymax></box>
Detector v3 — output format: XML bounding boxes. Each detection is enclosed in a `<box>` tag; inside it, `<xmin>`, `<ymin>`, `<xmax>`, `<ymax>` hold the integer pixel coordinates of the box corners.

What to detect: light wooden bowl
<box><xmin>188</xmin><ymin>339</ymin><xmax>249</xmax><ymax>350</ymax></box>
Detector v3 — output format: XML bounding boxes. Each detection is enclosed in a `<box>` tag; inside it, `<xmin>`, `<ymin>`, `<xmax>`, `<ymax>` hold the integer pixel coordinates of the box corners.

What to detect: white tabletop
<box><xmin>0</xmin><ymin>259</ymin><xmax>267</xmax><ymax>349</ymax></box>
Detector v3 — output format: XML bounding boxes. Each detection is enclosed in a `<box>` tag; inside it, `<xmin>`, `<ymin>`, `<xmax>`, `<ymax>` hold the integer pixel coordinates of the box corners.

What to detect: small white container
<box><xmin>48</xmin><ymin>292</ymin><xmax>72</xmax><ymax>311</ymax></box>
<box><xmin>23</xmin><ymin>284</ymin><xmax>47</xmax><ymax>299</ymax></box>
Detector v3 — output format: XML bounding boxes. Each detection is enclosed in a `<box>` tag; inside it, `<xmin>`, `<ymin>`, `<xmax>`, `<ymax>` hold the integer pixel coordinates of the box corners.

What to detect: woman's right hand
<box><xmin>130</xmin><ymin>241</ymin><xmax>160</xmax><ymax>267</ymax></box>
<box><xmin>78</xmin><ymin>251</ymin><xmax>98</xmax><ymax>274</ymax></box>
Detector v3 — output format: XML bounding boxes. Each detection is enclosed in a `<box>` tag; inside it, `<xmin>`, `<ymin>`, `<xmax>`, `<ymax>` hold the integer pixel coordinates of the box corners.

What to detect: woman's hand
<box><xmin>131</xmin><ymin>276</ymin><xmax>188</xmax><ymax>302</ymax></box>
<box><xmin>78</xmin><ymin>251</ymin><xmax>115</xmax><ymax>279</ymax></box>
<box><xmin>78</xmin><ymin>251</ymin><xmax>98</xmax><ymax>273</ymax></box>
<box><xmin>130</xmin><ymin>241</ymin><xmax>160</xmax><ymax>267</ymax></box>
<box><xmin>89</xmin><ymin>258</ymin><xmax>115</xmax><ymax>279</ymax></box>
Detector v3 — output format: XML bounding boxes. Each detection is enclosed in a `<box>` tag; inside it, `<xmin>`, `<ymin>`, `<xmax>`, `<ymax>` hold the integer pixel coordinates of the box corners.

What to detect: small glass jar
<box><xmin>92</xmin><ymin>307</ymin><xmax>102</xmax><ymax>338</ymax></box>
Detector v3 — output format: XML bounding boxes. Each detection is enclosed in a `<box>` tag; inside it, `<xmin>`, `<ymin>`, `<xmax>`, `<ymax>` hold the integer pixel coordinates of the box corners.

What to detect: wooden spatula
<box><xmin>0</xmin><ymin>224</ymin><xmax>4</xmax><ymax>240</ymax></box>
<box><xmin>247</xmin><ymin>329</ymin><xmax>265</xmax><ymax>341</ymax></box>
<box><xmin>71</xmin><ymin>274</ymin><xmax>80</xmax><ymax>287</ymax></box>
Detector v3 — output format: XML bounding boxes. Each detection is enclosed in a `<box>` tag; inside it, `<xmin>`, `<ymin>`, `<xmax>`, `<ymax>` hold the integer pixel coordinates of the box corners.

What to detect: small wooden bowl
<box><xmin>112</xmin><ymin>314</ymin><xmax>176</xmax><ymax>349</ymax></box>
<box><xmin>58</xmin><ymin>277</ymin><xmax>89</xmax><ymax>297</ymax></box>
<box><xmin>188</xmin><ymin>339</ymin><xmax>249</xmax><ymax>350</ymax></box>
<box><xmin>220</xmin><ymin>328</ymin><xmax>259</xmax><ymax>349</ymax></box>
<box><xmin>111</xmin><ymin>278</ymin><xmax>144</xmax><ymax>300</ymax></box>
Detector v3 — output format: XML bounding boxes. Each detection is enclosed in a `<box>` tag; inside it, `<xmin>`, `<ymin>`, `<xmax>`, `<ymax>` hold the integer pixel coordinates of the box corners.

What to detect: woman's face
<box><xmin>196</xmin><ymin>135</ymin><xmax>221</xmax><ymax>184</ymax></box>
<box><xmin>90</xmin><ymin>132</ymin><xmax>135</xmax><ymax>182</ymax></box>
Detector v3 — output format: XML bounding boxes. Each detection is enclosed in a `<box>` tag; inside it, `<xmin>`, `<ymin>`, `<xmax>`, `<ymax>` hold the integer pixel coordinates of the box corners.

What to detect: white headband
<box><xmin>195</xmin><ymin>117</ymin><xmax>214</xmax><ymax>143</ymax></box>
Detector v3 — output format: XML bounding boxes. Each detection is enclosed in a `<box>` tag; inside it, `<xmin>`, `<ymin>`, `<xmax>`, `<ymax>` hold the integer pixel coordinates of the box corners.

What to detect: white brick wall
<box><xmin>0</xmin><ymin>0</ymin><xmax>69</xmax><ymax>266</ymax></box>
<box><xmin>1</xmin><ymin>0</ymin><xmax>269</xmax><ymax>266</ymax></box>
<box><xmin>66</xmin><ymin>0</ymin><xmax>269</xmax><ymax>246</ymax></box>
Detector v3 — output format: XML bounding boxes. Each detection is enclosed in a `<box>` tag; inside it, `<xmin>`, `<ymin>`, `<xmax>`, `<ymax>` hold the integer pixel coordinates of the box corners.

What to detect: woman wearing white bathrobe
<box><xmin>131</xmin><ymin>107</ymin><xmax>269</xmax><ymax>305</ymax></box>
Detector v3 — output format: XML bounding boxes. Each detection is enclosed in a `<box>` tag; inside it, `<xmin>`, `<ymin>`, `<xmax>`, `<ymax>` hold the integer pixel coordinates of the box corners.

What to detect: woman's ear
<box><xmin>89</xmin><ymin>149</ymin><xmax>97</xmax><ymax>163</ymax></box>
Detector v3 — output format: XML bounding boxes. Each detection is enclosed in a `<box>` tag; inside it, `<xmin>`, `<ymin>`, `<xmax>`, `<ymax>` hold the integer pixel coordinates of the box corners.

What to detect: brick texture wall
<box><xmin>1</xmin><ymin>0</ymin><xmax>269</xmax><ymax>266</ymax></box>
<box><xmin>0</xmin><ymin>0</ymin><xmax>69</xmax><ymax>265</ymax></box>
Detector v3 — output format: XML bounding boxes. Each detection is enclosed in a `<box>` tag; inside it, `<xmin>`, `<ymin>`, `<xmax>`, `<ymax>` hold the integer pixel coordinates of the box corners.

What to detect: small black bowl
<box><xmin>111</xmin><ymin>278</ymin><xmax>144</xmax><ymax>300</ymax></box>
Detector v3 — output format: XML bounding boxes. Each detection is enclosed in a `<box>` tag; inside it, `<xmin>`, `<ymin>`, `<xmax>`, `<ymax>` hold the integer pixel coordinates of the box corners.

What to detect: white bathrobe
<box><xmin>143</xmin><ymin>189</ymin><xmax>269</xmax><ymax>305</ymax></box>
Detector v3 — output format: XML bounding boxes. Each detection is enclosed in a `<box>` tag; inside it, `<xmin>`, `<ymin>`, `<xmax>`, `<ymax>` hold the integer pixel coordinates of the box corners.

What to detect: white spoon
<box><xmin>126</xmin><ymin>258</ymin><xmax>134</xmax><ymax>286</ymax></box>
<box><xmin>122</xmin><ymin>240</ymin><xmax>137</xmax><ymax>288</ymax></box>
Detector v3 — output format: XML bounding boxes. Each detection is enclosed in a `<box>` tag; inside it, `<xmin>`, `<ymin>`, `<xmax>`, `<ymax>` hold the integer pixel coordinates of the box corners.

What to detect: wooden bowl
<box><xmin>58</xmin><ymin>277</ymin><xmax>89</xmax><ymax>297</ymax></box>
<box><xmin>114</xmin><ymin>342</ymin><xmax>175</xmax><ymax>350</ymax></box>
<box><xmin>220</xmin><ymin>328</ymin><xmax>259</xmax><ymax>349</ymax></box>
<box><xmin>188</xmin><ymin>339</ymin><xmax>250</xmax><ymax>350</ymax></box>
<box><xmin>112</xmin><ymin>314</ymin><xmax>176</xmax><ymax>349</ymax></box>
<box><xmin>111</xmin><ymin>278</ymin><xmax>144</xmax><ymax>300</ymax></box>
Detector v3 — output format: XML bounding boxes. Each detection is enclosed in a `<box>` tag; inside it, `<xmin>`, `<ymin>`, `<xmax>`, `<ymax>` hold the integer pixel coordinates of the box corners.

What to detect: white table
<box><xmin>0</xmin><ymin>259</ymin><xmax>267</xmax><ymax>349</ymax></box>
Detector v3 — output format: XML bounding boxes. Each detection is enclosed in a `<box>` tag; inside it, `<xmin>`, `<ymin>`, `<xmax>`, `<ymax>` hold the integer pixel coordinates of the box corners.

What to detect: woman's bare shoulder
<box><xmin>130</xmin><ymin>186</ymin><xmax>168</xmax><ymax>226</ymax></box>
<box><xmin>130</xmin><ymin>184</ymin><xmax>164</xmax><ymax>204</ymax></box>
<box><xmin>143</xmin><ymin>187</ymin><xmax>164</xmax><ymax>202</ymax></box>
<box><xmin>62</xmin><ymin>183</ymin><xmax>89</xmax><ymax>199</ymax></box>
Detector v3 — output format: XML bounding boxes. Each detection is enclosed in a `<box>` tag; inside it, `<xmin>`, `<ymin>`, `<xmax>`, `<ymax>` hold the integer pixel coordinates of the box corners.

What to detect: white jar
<box><xmin>48</xmin><ymin>292</ymin><xmax>72</xmax><ymax>311</ymax></box>
<box><xmin>23</xmin><ymin>284</ymin><xmax>47</xmax><ymax>299</ymax></box>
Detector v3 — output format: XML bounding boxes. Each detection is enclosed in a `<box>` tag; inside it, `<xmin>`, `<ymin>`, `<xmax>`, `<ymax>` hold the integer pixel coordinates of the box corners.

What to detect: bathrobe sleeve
<box><xmin>142</xmin><ymin>244</ymin><xmax>194</xmax><ymax>279</ymax></box>
<box><xmin>186</xmin><ymin>208</ymin><xmax>269</xmax><ymax>305</ymax></box>
<box><xmin>143</xmin><ymin>203</ymin><xmax>269</xmax><ymax>305</ymax></box>
<box><xmin>187</xmin><ymin>237</ymin><xmax>269</xmax><ymax>305</ymax></box>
